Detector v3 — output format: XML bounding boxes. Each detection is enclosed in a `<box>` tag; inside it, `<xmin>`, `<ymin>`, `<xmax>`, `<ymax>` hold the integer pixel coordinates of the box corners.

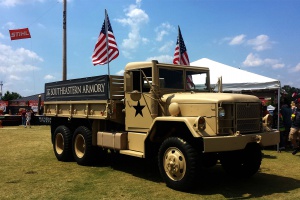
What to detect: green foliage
<box><xmin>1</xmin><ymin>91</ymin><xmax>22</xmax><ymax>101</ymax></box>
<box><xmin>281</xmin><ymin>85</ymin><xmax>300</xmax><ymax>104</ymax></box>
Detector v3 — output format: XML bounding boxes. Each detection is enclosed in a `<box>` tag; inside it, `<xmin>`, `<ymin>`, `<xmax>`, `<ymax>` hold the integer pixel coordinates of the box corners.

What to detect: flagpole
<box><xmin>105</xmin><ymin>9</ymin><xmax>110</xmax><ymax>76</ymax></box>
<box><xmin>62</xmin><ymin>0</ymin><xmax>67</xmax><ymax>80</ymax></box>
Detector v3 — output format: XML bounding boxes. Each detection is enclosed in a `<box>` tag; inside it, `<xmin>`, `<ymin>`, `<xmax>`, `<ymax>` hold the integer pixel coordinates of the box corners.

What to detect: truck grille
<box><xmin>218</xmin><ymin>103</ymin><xmax>261</xmax><ymax>135</ymax></box>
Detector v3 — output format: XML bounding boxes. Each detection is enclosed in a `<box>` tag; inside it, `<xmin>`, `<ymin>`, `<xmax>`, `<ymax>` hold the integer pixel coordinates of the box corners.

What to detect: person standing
<box><xmin>289</xmin><ymin>98</ymin><xmax>300</xmax><ymax>155</ymax></box>
<box><xmin>25</xmin><ymin>109</ymin><xmax>31</xmax><ymax>128</ymax></box>
<box><xmin>21</xmin><ymin>109</ymin><xmax>26</xmax><ymax>127</ymax></box>
<box><xmin>280</xmin><ymin>98</ymin><xmax>292</xmax><ymax>149</ymax></box>
<box><xmin>272</xmin><ymin>106</ymin><xmax>287</xmax><ymax>150</ymax></box>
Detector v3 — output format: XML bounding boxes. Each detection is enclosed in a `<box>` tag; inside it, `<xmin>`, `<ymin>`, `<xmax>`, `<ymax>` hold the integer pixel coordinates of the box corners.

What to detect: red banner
<box><xmin>0</xmin><ymin>101</ymin><xmax>8</xmax><ymax>114</ymax></box>
<box><xmin>9</xmin><ymin>28</ymin><xmax>31</xmax><ymax>40</ymax></box>
<box><xmin>9</xmin><ymin>101</ymin><xmax>28</xmax><ymax>106</ymax></box>
<box><xmin>29</xmin><ymin>100</ymin><xmax>43</xmax><ymax>106</ymax></box>
<box><xmin>0</xmin><ymin>101</ymin><xmax>8</xmax><ymax>107</ymax></box>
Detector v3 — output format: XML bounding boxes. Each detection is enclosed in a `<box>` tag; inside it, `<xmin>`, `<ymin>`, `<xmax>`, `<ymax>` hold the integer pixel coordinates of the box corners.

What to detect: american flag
<box><xmin>173</xmin><ymin>26</ymin><xmax>190</xmax><ymax>65</ymax></box>
<box><xmin>292</xmin><ymin>92</ymin><xmax>298</xmax><ymax>98</ymax></box>
<box><xmin>92</xmin><ymin>10</ymin><xmax>119</xmax><ymax>66</ymax></box>
<box><xmin>173</xmin><ymin>26</ymin><xmax>193</xmax><ymax>88</ymax></box>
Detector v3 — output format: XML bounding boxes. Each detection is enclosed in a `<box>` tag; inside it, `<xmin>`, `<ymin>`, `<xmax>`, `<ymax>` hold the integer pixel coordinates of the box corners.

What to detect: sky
<box><xmin>0</xmin><ymin>0</ymin><xmax>300</xmax><ymax>97</ymax></box>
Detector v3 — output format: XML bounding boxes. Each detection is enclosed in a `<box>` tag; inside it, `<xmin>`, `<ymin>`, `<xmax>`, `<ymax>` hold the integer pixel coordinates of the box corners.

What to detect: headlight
<box><xmin>195</xmin><ymin>116</ymin><xmax>206</xmax><ymax>130</ymax></box>
<box><xmin>218</xmin><ymin>107</ymin><xmax>225</xmax><ymax>117</ymax></box>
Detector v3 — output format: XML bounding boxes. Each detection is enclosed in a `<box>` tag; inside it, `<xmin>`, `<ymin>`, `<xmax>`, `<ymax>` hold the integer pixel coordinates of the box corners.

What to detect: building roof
<box><xmin>10</xmin><ymin>93</ymin><xmax>45</xmax><ymax>102</ymax></box>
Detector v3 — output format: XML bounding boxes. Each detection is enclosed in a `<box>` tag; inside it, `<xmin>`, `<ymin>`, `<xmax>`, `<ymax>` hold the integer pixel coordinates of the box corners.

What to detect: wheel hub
<box><xmin>55</xmin><ymin>133</ymin><xmax>64</xmax><ymax>154</ymax></box>
<box><xmin>75</xmin><ymin>134</ymin><xmax>86</xmax><ymax>158</ymax></box>
<box><xmin>167</xmin><ymin>155</ymin><xmax>180</xmax><ymax>173</ymax></box>
<box><xmin>164</xmin><ymin>148</ymin><xmax>186</xmax><ymax>181</ymax></box>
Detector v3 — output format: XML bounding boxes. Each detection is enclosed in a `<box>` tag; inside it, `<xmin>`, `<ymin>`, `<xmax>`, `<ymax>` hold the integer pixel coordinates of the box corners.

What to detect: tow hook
<box><xmin>252</xmin><ymin>135</ymin><xmax>262</xmax><ymax>143</ymax></box>
<box><xmin>234</xmin><ymin>131</ymin><xmax>241</xmax><ymax>136</ymax></box>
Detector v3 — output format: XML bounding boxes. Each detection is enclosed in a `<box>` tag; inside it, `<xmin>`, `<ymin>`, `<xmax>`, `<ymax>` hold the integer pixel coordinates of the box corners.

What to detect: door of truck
<box><xmin>124</xmin><ymin>67</ymin><xmax>154</xmax><ymax>133</ymax></box>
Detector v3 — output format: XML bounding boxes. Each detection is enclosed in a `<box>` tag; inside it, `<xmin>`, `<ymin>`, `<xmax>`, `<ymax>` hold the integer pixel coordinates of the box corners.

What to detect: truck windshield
<box><xmin>159</xmin><ymin>68</ymin><xmax>183</xmax><ymax>89</ymax></box>
<box><xmin>158</xmin><ymin>68</ymin><xmax>209</xmax><ymax>91</ymax></box>
<box><xmin>187</xmin><ymin>70</ymin><xmax>209</xmax><ymax>91</ymax></box>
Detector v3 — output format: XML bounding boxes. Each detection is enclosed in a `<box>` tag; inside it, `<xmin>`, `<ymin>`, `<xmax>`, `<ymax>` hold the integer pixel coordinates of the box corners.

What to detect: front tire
<box><xmin>158</xmin><ymin>137</ymin><xmax>198</xmax><ymax>191</ymax></box>
<box><xmin>53</xmin><ymin>125</ymin><xmax>72</xmax><ymax>161</ymax></box>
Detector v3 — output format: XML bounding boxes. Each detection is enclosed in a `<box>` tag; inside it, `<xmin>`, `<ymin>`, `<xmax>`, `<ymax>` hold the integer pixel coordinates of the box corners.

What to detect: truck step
<box><xmin>119</xmin><ymin>150</ymin><xmax>144</xmax><ymax>158</ymax></box>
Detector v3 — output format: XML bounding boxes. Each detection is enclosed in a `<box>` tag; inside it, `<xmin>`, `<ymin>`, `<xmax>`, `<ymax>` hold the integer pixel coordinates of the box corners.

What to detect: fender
<box><xmin>146</xmin><ymin>116</ymin><xmax>201</xmax><ymax>142</ymax></box>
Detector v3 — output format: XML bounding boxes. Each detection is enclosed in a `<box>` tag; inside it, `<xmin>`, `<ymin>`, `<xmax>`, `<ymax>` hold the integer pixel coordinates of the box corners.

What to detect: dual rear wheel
<box><xmin>53</xmin><ymin>125</ymin><xmax>104</xmax><ymax>165</ymax></box>
<box><xmin>53</xmin><ymin>125</ymin><xmax>72</xmax><ymax>161</ymax></box>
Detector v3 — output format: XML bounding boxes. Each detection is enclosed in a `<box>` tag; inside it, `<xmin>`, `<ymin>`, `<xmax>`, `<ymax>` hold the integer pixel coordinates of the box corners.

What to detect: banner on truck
<box><xmin>45</xmin><ymin>75</ymin><xmax>109</xmax><ymax>101</ymax></box>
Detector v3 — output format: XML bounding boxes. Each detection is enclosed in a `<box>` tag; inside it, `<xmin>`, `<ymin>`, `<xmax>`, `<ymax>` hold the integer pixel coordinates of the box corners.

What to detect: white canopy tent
<box><xmin>191</xmin><ymin>58</ymin><xmax>281</xmax><ymax>92</ymax></box>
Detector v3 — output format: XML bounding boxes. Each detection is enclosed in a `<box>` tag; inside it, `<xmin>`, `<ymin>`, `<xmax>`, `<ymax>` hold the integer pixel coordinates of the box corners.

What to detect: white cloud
<box><xmin>116</xmin><ymin>70</ymin><xmax>124</xmax><ymax>76</ymax></box>
<box><xmin>141</xmin><ymin>37</ymin><xmax>149</xmax><ymax>44</ymax></box>
<box><xmin>224</xmin><ymin>34</ymin><xmax>273</xmax><ymax>52</ymax></box>
<box><xmin>116</xmin><ymin>0</ymin><xmax>149</xmax><ymax>52</ymax></box>
<box><xmin>158</xmin><ymin>41</ymin><xmax>174</xmax><ymax>53</ymax></box>
<box><xmin>263</xmin><ymin>58</ymin><xmax>284</xmax><ymax>69</ymax></box>
<box><xmin>0</xmin><ymin>0</ymin><xmax>46</xmax><ymax>7</ymax></box>
<box><xmin>9</xmin><ymin>74</ymin><xmax>21</xmax><ymax>80</ymax></box>
<box><xmin>291</xmin><ymin>63</ymin><xmax>300</xmax><ymax>72</ymax></box>
<box><xmin>243</xmin><ymin>53</ymin><xmax>263</xmax><ymax>67</ymax></box>
<box><xmin>0</xmin><ymin>43</ymin><xmax>43</xmax><ymax>96</ymax></box>
<box><xmin>272</xmin><ymin>63</ymin><xmax>285</xmax><ymax>69</ymax></box>
<box><xmin>155</xmin><ymin>22</ymin><xmax>175</xmax><ymax>42</ymax></box>
<box><xmin>0</xmin><ymin>32</ymin><xmax>4</xmax><ymax>39</ymax></box>
<box><xmin>229</xmin><ymin>34</ymin><xmax>246</xmax><ymax>45</ymax></box>
<box><xmin>44</xmin><ymin>74</ymin><xmax>55</xmax><ymax>80</ymax></box>
<box><xmin>247</xmin><ymin>35</ymin><xmax>272</xmax><ymax>51</ymax></box>
<box><xmin>2</xmin><ymin>22</ymin><xmax>15</xmax><ymax>30</ymax></box>
<box><xmin>135</xmin><ymin>0</ymin><xmax>142</xmax><ymax>6</ymax></box>
<box><xmin>17</xmin><ymin>48</ymin><xmax>44</xmax><ymax>61</ymax></box>
<box><xmin>243</xmin><ymin>53</ymin><xmax>284</xmax><ymax>69</ymax></box>
<box><xmin>121</xmin><ymin>50</ymin><xmax>133</xmax><ymax>59</ymax></box>
<box><xmin>146</xmin><ymin>55</ymin><xmax>173</xmax><ymax>63</ymax></box>
<box><xmin>0</xmin><ymin>0</ymin><xmax>70</xmax><ymax>8</ymax></box>
<box><xmin>0</xmin><ymin>43</ymin><xmax>43</xmax><ymax>74</ymax></box>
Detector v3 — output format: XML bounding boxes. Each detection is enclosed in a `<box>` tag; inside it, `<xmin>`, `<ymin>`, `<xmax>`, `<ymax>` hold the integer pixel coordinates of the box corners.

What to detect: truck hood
<box><xmin>161</xmin><ymin>92</ymin><xmax>261</xmax><ymax>104</ymax></box>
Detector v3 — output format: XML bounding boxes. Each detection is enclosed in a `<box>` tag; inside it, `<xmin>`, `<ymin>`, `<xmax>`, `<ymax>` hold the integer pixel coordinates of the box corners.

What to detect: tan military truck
<box><xmin>44</xmin><ymin>60</ymin><xmax>279</xmax><ymax>191</ymax></box>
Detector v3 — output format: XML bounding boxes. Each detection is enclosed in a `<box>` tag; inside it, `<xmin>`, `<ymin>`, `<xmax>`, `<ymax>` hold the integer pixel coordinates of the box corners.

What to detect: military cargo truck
<box><xmin>44</xmin><ymin>60</ymin><xmax>279</xmax><ymax>190</ymax></box>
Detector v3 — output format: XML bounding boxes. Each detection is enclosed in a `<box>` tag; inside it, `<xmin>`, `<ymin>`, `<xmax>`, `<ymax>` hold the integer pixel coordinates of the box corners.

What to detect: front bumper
<box><xmin>202</xmin><ymin>130</ymin><xmax>280</xmax><ymax>153</ymax></box>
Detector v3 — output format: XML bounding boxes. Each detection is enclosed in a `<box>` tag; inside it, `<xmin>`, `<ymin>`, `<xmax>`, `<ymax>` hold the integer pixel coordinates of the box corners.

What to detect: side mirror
<box><xmin>217</xmin><ymin>76</ymin><xmax>223</xmax><ymax>93</ymax></box>
<box><xmin>125</xmin><ymin>71</ymin><xmax>133</xmax><ymax>92</ymax></box>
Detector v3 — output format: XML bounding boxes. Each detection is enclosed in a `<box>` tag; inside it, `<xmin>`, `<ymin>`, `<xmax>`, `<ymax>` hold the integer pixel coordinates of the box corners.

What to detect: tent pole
<box><xmin>277</xmin><ymin>84</ymin><xmax>281</xmax><ymax>152</ymax></box>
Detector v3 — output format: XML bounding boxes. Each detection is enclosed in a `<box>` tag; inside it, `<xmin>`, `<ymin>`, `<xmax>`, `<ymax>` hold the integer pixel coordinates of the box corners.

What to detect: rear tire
<box><xmin>158</xmin><ymin>137</ymin><xmax>198</xmax><ymax>191</ymax></box>
<box><xmin>53</xmin><ymin>125</ymin><xmax>72</xmax><ymax>161</ymax></box>
<box><xmin>72</xmin><ymin>126</ymin><xmax>94</xmax><ymax>165</ymax></box>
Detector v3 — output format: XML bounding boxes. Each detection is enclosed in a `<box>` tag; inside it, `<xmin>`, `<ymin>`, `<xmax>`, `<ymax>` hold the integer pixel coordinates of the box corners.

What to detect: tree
<box><xmin>1</xmin><ymin>91</ymin><xmax>22</xmax><ymax>101</ymax></box>
<box><xmin>281</xmin><ymin>85</ymin><xmax>300</xmax><ymax>103</ymax></box>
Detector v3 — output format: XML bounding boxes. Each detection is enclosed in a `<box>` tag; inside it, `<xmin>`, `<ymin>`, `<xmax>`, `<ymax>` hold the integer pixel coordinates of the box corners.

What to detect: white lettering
<box><xmin>10</xmin><ymin>31</ymin><xmax>30</xmax><ymax>38</ymax></box>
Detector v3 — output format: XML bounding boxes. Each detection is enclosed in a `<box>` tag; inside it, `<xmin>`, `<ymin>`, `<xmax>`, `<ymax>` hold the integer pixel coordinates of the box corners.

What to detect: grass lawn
<box><xmin>0</xmin><ymin>125</ymin><xmax>300</xmax><ymax>200</ymax></box>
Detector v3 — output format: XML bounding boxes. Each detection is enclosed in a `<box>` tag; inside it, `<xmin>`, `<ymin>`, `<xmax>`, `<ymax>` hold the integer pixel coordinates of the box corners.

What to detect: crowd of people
<box><xmin>266</xmin><ymin>97</ymin><xmax>300</xmax><ymax>155</ymax></box>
